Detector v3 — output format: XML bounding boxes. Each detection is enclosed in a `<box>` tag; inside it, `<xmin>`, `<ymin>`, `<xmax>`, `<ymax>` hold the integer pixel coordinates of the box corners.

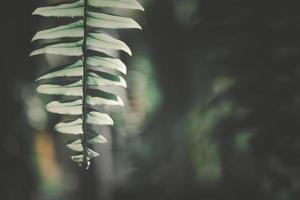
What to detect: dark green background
<box><xmin>1</xmin><ymin>0</ymin><xmax>300</xmax><ymax>200</ymax></box>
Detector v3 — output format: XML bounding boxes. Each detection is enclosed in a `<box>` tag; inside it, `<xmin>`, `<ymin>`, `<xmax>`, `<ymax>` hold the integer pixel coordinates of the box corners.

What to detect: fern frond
<box><xmin>31</xmin><ymin>0</ymin><xmax>143</xmax><ymax>169</ymax></box>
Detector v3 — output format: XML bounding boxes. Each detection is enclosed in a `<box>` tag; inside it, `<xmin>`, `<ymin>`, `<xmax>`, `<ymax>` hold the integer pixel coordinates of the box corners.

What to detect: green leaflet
<box><xmin>30</xmin><ymin>41</ymin><xmax>83</xmax><ymax>57</ymax></box>
<box><xmin>32</xmin><ymin>0</ymin><xmax>143</xmax><ymax>168</ymax></box>
<box><xmin>87</xmin><ymin>111</ymin><xmax>114</xmax><ymax>125</ymax></box>
<box><xmin>67</xmin><ymin>135</ymin><xmax>107</xmax><ymax>152</ymax></box>
<box><xmin>87</xmin><ymin>33</ymin><xmax>132</xmax><ymax>55</ymax></box>
<box><xmin>87</xmin><ymin>12</ymin><xmax>141</xmax><ymax>29</ymax></box>
<box><xmin>33</xmin><ymin>0</ymin><xmax>84</xmax><ymax>17</ymax></box>
<box><xmin>46</xmin><ymin>99</ymin><xmax>82</xmax><ymax>115</ymax></box>
<box><xmin>55</xmin><ymin>119</ymin><xmax>83</xmax><ymax>135</ymax></box>
<box><xmin>37</xmin><ymin>60</ymin><xmax>83</xmax><ymax>81</ymax></box>
<box><xmin>88</xmin><ymin>0</ymin><xmax>144</xmax><ymax>10</ymax></box>
<box><xmin>67</xmin><ymin>134</ymin><xmax>107</xmax><ymax>152</ymax></box>
<box><xmin>32</xmin><ymin>21</ymin><xmax>84</xmax><ymax>41</ymax></box>
<box><xmin>67</xmin><ymin>139</ymin><xmax>83</xmax><ymax>152</ymax></box>
<box><xmin>37</xmin><ymin>80</ymin><xmax>83</xmax><ymax>96</ymax></box>
<box><xmin>88</xmin><ymin>89</ymin><xmax>125</xmax><ymax>106</ymax></box>
<box><xmin>87</xmin><ymin>95</ymin><xmax>124</xmax><ymax>106</ymax></box>
<box><xmin>87</xmin><ymin>72</ymin><xmax>127</xmax><ymax>87</ymax></box>
<box><xmin>88</xmin><ymin>135</ymin><xmax>108</xmax><ymax>144</ymax></box>
<box><xmin>87</xmin><ymin>56</ymin><xmax>127</xmax><ymax>74</ymax></box>
<box><xmin>71</xmin><ymin>155</ymin><xmax>85</xmax><ymax>163</ymax></box>
<box><xmin>71</xmin><ymin>148</ymin><xmax>99</xmax><ymax>163</ymax></box>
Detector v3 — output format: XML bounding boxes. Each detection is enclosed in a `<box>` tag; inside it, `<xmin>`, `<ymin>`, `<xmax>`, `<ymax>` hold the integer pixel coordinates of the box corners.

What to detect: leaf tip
<box><xmin>135</xmin><ymin>1</ymin><xmax>145</xmax><ymax>11</ymax></box>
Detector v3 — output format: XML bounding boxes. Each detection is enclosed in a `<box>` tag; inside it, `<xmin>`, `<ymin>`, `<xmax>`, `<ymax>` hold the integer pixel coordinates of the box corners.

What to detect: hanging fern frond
<box><xmin>31</xmin><ymin>0</ymin><xmax>144</xmax><ymax>169</ymax></box>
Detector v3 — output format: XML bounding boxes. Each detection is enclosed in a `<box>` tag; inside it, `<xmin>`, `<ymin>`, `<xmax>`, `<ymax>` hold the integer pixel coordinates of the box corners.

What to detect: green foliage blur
<box><xmin>1</xmin><ymin>0</ymin><xmax>300</xmax><ymax>200</ymax></box>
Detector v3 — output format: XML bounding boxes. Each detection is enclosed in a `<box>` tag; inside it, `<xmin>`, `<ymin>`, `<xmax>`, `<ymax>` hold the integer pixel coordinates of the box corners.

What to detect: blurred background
<box><xmin>1</xmin><ymin>0</ymin><xmax>300</xmax><ymax>200</ymax></box>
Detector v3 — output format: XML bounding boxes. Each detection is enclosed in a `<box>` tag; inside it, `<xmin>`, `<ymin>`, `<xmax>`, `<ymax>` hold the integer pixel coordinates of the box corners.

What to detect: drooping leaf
<box><xmin>88</xmin><ymin>135</ymin><xmax>108</xmax><ymax>144</ymax></box>
<box><xmin>87</xmin><ymin>12</ymin><xmax>141</xmax><ymax>29</ymax></box>
<box><xmin>87</xmin><ymin>33</ymin><xmax>132</xmax><ymax>55</ymax></box>
<box><xmin>33</xmin><ymin>0</ymin><xmax>84</xmax><ymax>17</ymax></box>
<box><xmin>37</xmin><ymin>80</ymin><xmax>83</xmax><ymax>96</ymax></box>
<box><xmin>88</xmin><ymin>0</ymin><xmax>144</xmax><ymax>10</ymax></box>
<box><xmin>30</xmin><ymin>41</ymin><xmax>83</xmax><ymax>57</ymax></box>
<box><xmin>86</xmin><ymin>111</ymin><xmax>114</xmax><ymax>125</ymax></box>
<box><xmin>87</xmin><ymin>56</ymin><xmax>127</xmax><ymax>74</ymax></box>
<box><xmin>87</xmin><ymin>72</ymin><xmax>127</xmax><ymax>87</ymax></box>
<box><xmin>71</xmin><ymin>148</ymin><xmax>99</xmax><ymax>163</ymax></box>
<box><xmin>67</xmin><ymin>139</ymin><xmax>83</xmax><ymax>152</ymax></box>
<box><xmin>37</xmin><ymin>60</ymin><xmax>83</xmax><ymax>81</ymax></box>
<box><xmin>55</xmin><ymin>119</ymin><xmax>83</xmax><ymax>135</ymax></box>
<box><xmin>32</xmin><ymin>20</ymin><xmax>84</xmax><ymax>41</ymax></box>
<box><xmin>87</xmin><ymin>95</ymin><xmax>124</xmax><ymax>106</ymax></box>
<box><xmin>46</xmin><ymin>99</ymin><xmax>82</xmax><ymax>115</ymax></box>
<box><xmin>71</xmin><ymin>154</ymin><xmax>84</xmax><ymax>163</ymax></box>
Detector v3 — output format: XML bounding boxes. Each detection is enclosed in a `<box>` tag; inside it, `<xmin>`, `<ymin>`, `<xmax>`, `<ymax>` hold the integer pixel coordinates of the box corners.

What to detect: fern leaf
<box><xmin>87</xmin><ymin>33</ymin><xmax>132</xmax><ymax>55</ymax></box>
<box><xmin>55</xmin><ymin>119</ymin><xmax>83</xmax><ymax>135</ymax></box>
<box><xmin>87</xmin><ymin>95</ymin><xmax>124</xmax><ymax>106</ymax></box>
<box><xmin>32</xmin><ymin>21</ymin><xmax>84</xmax><ymax>41</ymax></box>
<box><xmin>87</xmin><ymin>72</ymin><xmax>127</xmax><ymax>87</ymax></box>
<box><xmin>46</xmin><ymin>100</ymin><xmax>83</xmax><ymax>115</ymax></box>
<box><xmin>87</xmin><ymin>12</ymin><xmax>142</xmax><ymax>29</ymax></box>
<box><xmin>37</xmin><ymin>60</ymin><xmax>83</xmax><ymax>80</ymax></box>
<box><xmin>33</xmin><ymin>0</ymin><xmax>84</xmax><ymax>17</ymax></box>
<box><xmin>86</xmin><ymin>111</ymin><xmax>114</xmax><ymax>125</ymax></box>
<box><xmin>30</xmin><ymin>41</ymin><xmax>83</xmax><ymax>56</ymax></box>
<box><xmin>67</xmin><ymin>139</ymin><xmax>84</xmax><ymax>152</ymax></box>
<box><xmin>31</xmin><ymin>0</ymin><xmax>143</xmax><ymax>168</ymax></box>
<box><xmin>87</xmin><ymin>56</ymin><xmax>127</xmax><ymax>74</ymax></box>
<box><xmin>36</xmin><ymin>80</ymin><xmax>83</xmax><ymax>96</ymax></box>
<box><xmin>88</xmin><ymin>0</ymin><xmax>144</xmax><ymax>10</ymax></box>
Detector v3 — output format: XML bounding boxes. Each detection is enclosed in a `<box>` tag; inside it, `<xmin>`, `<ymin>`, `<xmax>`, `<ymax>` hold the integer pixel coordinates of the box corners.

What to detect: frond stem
<box><xmin>81</xmin><ymin>0</ymin><xmax>89</xmax><ymax>169</ymax></box>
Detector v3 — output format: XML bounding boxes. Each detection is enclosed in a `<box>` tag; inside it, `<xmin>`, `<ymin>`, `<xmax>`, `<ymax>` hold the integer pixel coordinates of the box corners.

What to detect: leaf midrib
<box><xmin>81</xmin><ymin>0</ymin><xmax>89</xmax><ymax>169</ymax></box>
